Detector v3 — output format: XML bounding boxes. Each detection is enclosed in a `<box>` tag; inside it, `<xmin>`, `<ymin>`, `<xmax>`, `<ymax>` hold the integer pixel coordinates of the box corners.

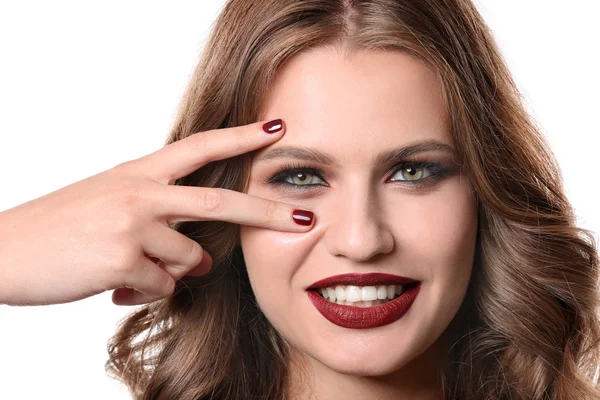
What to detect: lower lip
<box><xmin>306</xmin><ymin>283</ymin><xmax>421</xmax><ymax>329</ymax></box>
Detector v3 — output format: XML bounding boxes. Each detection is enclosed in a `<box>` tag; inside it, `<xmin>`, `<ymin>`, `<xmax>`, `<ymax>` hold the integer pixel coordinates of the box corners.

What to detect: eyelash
<box><xmin>264</xmin><ymin>158</ymin><xmax>454</xmax><ymax>191</ymax></box>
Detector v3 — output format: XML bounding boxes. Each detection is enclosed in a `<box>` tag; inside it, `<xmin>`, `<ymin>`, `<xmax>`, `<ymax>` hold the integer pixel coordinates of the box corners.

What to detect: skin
<box><xmin>239</xmin><ymin>46</ymin><xmax>479</xmax><ymax>399</ymax></box>
<box><xmin>0</xmin><ymin>118</ymin><xmax>314</xmax><ymax>306</ymax></box>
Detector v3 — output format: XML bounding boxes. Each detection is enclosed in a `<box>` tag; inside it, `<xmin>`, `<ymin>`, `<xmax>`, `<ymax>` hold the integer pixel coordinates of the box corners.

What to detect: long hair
<box><xmin>105</xmin><ymin>1</ymin><xmax>600</xmax><ymax>398</ymax></box>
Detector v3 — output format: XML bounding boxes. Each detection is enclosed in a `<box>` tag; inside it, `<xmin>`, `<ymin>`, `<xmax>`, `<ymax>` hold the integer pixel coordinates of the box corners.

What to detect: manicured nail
<box><xmin>263</xmin><ymin>118</ymin><xmax>283</xmax><ymax>134</ymax></box>
<box><xmin>292</xmin><ymin>209</ymin><xmax>314</xmax><ymax>226</ymax></box>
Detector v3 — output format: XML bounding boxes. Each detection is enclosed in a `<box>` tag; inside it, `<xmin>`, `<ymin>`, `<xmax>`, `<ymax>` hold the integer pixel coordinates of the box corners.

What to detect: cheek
<box><xmin>399</xmin><ymin>182</ymin><xmax>478</xmax><ymax>313</ymax></box>
<box><xmin>239</xmin><ymin>225</ymin><xmax>306</xmax><ymax>325</ymax></box>
<box><xmin>407</xmin><ymin>191</ymin><xmax>477</xmax><ymax>268</ymax></box>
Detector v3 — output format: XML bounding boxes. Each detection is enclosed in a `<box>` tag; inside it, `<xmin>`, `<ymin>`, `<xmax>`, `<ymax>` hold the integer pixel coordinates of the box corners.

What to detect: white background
<box><xmin>0</xmin><ymin>1</ymin><xmax>598</xmax><ymax>399</ymax></box>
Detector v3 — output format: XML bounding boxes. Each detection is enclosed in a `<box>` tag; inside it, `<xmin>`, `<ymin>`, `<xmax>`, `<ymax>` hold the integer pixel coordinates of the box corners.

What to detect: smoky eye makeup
<box><xmin>262</xmin><ymin>156</ymin><xmax>457</xmax><ymax>192</ymax></box>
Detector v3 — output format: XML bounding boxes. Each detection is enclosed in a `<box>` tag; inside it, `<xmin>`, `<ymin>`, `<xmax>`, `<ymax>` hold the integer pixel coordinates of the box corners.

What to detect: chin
<box><xmin>302</xmin><ymin>334</ymin><xmax>427</xmax><ymax>377</ymax></box>
<box><xmin>321</xmin><ymin>357</ymin><xmax>411</xmax><ymax>377</ymax></box>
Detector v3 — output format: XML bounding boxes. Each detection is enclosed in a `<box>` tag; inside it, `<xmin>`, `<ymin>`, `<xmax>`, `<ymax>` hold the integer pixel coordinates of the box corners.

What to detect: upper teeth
<box><xmin>318</xmin><ymin>285</ymin><xmax>404</xmax><ymax>302</ymax></box>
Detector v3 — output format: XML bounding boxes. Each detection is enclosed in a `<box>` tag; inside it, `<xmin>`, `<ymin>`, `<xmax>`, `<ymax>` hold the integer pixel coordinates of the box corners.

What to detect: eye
<box><xmin>283</xmin><ymin>170</ymin><xmax>325</xmax><ymax>186</ymax></box>
<box><xmin>264</xmin><ymin>160</ymin><xmax>454</xmax><ymax>191</ymax></box>
<box><xmin>265</xmin><ymin>162</ymin><xmax>327</xmax><ymax>190</ymax></box>
<box><xmin>389</xmin><ymin>164</ymin><xmax>433</xmax><ymax>182</ymax></box>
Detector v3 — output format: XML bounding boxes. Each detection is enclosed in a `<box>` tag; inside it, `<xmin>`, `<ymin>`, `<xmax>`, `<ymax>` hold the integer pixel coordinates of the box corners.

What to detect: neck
<box><xmin>285</xmin><ymin>337</ymin><xmax>447</xmax><ymax>400</ymax></box>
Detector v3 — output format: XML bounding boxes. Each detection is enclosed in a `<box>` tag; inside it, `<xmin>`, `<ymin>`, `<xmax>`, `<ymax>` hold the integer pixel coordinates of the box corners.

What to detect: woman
<box><xmin>1</xmin><ymin>0</ymin><xmax>598</xmax><ymax>399</ymax></box>
<box><xmin>105</xmin><ymin>0</ymin><xmax>600</xmax><ymax>398</ymax></box>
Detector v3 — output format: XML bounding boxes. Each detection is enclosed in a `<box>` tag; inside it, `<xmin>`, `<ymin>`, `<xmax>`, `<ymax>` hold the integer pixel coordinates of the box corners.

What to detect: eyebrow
<box><xmin>252</xmin><ymin>140</ymin><xmax>454</xmax><ymax>167</ymax></box>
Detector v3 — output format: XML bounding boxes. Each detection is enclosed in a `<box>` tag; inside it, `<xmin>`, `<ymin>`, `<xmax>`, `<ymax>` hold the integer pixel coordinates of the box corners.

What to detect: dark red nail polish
<box><xmin>293</xmin><ymin>209</ymin><xmax>314</xmax><ymax>226</ymax></box>
<box><xmin>263</xmin><ymin>119</ymin><xmax>283</xmax><ymax>134</ymax></box>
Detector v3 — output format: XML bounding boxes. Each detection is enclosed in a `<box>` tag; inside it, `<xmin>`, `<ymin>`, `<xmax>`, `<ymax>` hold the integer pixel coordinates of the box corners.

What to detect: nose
<box><xmin>323</xmin><ymin>185</ymin><xmax>394</xmax><ymax>262</ymax></box>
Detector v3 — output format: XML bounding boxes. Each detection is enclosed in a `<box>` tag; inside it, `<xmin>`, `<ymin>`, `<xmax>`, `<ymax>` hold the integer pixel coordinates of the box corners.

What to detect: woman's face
<box><xmin>239</xmin><ymin>46</ymin><xmax>478</xmax><ymax>379</ymax></box>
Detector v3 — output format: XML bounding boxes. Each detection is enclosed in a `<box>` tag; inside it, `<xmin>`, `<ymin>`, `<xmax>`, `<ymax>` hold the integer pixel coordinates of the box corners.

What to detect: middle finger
<box><xmin>152</xmin><ymin>185</ymin><xmax>316</xmax><ymax>230</ymax></box>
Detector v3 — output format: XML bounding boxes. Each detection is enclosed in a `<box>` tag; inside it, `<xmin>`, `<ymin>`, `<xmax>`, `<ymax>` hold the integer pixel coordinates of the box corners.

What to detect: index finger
<box><xmin>153</xmin><ymin>186</ymin><xmax>316</xmax><ymax>231</ymax></box>
<box><xmin>132</xmin><ymin>119</ymin><xmax>284</xmax><ymax>185</ymax></box>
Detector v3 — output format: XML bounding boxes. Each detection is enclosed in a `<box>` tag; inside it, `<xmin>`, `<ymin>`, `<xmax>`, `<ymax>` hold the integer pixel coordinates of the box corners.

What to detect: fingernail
<box><xmin>292</xmin><ymin>209</ymin><xmax>314</xmax><ymax>226</ymax></box>
<box><xmin>263</xmin><ymin>118</ymin><xmax>283</xmax><ymax>134</ymax></box>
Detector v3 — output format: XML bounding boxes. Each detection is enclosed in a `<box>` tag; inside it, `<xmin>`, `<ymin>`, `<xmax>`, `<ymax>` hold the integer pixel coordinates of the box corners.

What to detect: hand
<box><xmin>0</xmin><ymin>119</ymin><xmax>314</xmax><ymax>306</ymax></box>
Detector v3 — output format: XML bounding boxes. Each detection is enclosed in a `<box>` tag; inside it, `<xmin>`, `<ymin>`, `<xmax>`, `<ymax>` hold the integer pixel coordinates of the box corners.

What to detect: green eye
<box><xmin>285</xmin><ymin>171</ymin><xmax>324</xmax><ymax>186</ymax></box>
<box><xmin>390</xmin><ymin>165</ymin><xmax>432</xmax><ymax>182</ymax></box>
<box><xmin>266</xmin><ymin>161</ymin><xmax>453</xmax><ymax>192</ymax></box>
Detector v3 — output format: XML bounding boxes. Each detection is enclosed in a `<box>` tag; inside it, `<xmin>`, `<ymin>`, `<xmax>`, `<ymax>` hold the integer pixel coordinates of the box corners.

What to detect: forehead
<box><xmin>254</xmin><ymin>46</ymin><xmax>451</xmax><ymax>164</ymax></box>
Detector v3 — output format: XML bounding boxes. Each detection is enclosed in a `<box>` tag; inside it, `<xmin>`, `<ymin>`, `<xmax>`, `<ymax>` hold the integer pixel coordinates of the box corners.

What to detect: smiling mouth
<box><xmin>306</xmin><ymin>272</ymin><xmax>420</xmax><ymax>308</ymax></box>
<box><xmin>306</xmin><ymin>280</ymin><xmax>422</xmax><ymax>329</ymax></box>
<box><xmin>311</xmin><ymin>282</ymin><xmax>417</xmax><ymax>308</ymax></box>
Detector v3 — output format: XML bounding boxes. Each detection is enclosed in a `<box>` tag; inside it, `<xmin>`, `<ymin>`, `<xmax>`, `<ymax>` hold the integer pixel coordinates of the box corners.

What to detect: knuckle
<box><xmin>110</xmin><ymin>160</ymin><xmax>148</xmax><ymax>182</ymax></box>
<box><xmin>186</xmin><ymin>240</ymin><xmax>204</xmax><ymax>265</ymax></box>
<box><xmin>112</xmin><ymin>210</ymin><xmax>138</xmax><ymax>236</ymax></box>
<box><xmin>160</xmin><ymin>276</ymin><xmax>176</xmax><ymax>297</ymax></box>
<box><xmin>111</xmin><ymin>180</ymin><xmax>142</xmax><ymax>209</ymax></box>
<box><xmin>200</xmin><ymin>189</ymin><xmax>225</xmax><ymax>213</ymax></box>
<box><xmin>106</xmin><ymin>182</ymin><xmax>146</xmax><ymax>232</ymax></box>
<box><xmin>111</xmin><ymin>159</ymin><xmax>135</xmax><ymax>174</ymax></box>
<box><xmin>234</xmin><ymin>127</ymin><xmax>252</xmax><ymax>152</ymax></box>
<box><xmin>186</xmin><ymin>131</ymin><xmax>209</xmax><ymax>155</ymax></box>
<box><xmin>112</xmin><ymin>248</ymin><xmax>140</xmax><ymax>276</ymax></box>
<box><xmin>164</xmin><ymin>279</ymin><xmax>177</xmax><ymax>297</ymax></box>
<box><xmin>264</xmin><ymin>200</ymin><xmax>281</xmax><ymax>222</ymax></box>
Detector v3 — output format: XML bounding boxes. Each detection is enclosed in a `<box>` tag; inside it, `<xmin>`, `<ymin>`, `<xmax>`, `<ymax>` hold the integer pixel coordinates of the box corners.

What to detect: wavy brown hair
<box><xmin>105</xmin><ymin>0</ymin><xmax>600</xmax><ymax>398</ymax></box>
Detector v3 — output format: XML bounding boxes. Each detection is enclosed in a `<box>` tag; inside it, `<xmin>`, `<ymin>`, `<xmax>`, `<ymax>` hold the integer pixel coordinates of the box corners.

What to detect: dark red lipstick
<box><xmin>306</xmin><ymin>273</ymin><xmax>421</xmax><ymax>329</ymax></box>
<box><xmin>308</xmin><ymin>272</ymin><xmax>418</xmax><ymax>289</ymax></box>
